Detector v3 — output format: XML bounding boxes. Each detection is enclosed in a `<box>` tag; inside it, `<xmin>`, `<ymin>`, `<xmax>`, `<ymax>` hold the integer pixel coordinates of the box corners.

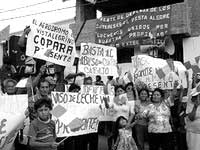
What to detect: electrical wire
<box><xmin>0</xmin><ymin>0</ymin><xmax>108</xmax><ymax>22</ymax></box>
<box><xmin>0</xmin><ymin>0</ymin><xmax>53</xmax><ymax>13</ymax></box>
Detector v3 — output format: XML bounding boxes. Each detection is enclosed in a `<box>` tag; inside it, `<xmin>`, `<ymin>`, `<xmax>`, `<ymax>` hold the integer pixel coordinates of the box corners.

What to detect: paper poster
<box><xmin>79</xmin><ymin>43</ymin><xmax>118</xmax><ymax>77</ymax></box>
<box><xmin>26</xmin><ymin>19</ymin><xmax>76</xmax><ymax>67</ymax></box>
<box><xmin>0</xmin><ymin>95</ymin><xmax>28</xmax><ymax>150</ymax></box>
<box><xmin>52</xmin><ymin>91</ymin><xmax>134</xmax><ymax>137</ymax></box>
<box><xmin>132</xmin><ymin>55</ymin><xmax>187</xmax><ymax>89</ymax></box>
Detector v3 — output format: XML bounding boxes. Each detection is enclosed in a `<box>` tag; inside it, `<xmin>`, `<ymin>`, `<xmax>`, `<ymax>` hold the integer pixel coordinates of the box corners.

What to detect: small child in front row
<box><xmin>28</xmin><ymin>98</ymin><xmax>58</xmax><ymax>150</ymax></box>
<box><xmin>112</xmin><ymin>116</ymin><xmax>138</xmax><ymax>150</ymax></box>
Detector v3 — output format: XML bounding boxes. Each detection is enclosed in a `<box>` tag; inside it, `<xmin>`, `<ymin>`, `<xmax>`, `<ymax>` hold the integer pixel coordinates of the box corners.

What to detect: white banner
<box><xmin>132</xmin><ymin>55</ymin><xmax>187</xmax><ymax>89</ymax></box>
<box><xmin>79</xmin><ymin>43</ymin><xmax>118</xmax><ymax>77</ymax></box>
<box><xmin>26</xmin><ymin>19</ymin><xmax>76</xmax><ymax>66</ymax></box>
<box><xmin>0</xmin><ymin>95</ymin><xmax>28</xmax><ymax>150</ymax></box>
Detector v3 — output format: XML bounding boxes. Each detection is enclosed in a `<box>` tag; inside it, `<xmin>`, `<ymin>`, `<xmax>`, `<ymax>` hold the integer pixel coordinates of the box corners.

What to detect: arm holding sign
<box><xmin>127</xmin><ymin>71</ymin><xmax>139</xmax><ymax>100</ymax></box>
<box><xmin>18</xmin><ymin>26</ymin><xmax>31</xmax><ymax>48</ymax></box>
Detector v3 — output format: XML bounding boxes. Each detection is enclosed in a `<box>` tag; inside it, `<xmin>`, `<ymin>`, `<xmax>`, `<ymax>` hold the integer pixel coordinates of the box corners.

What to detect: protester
<box><xmin>28</xmin><ymin>78</ymin><xmax>51</xmax><ymax>121</ymax></box>
<box><xmin>143</xmin><ymin>87</ymin><xmax>176</xmax><ymax>150</ymax></box>
<box><xmin>2</xmin><ymin>78</ymin><xmax>17</xmax><ymax>95</ymax></box>
<box><xmin>186</xmin><ymin>83</ymin><xmax>200</xmax><ymax>150</ymax></box>
<box><xmin>28</xmin><ymin>98</ymin><xmax>58</xmax><ymax>150</ymax></box>
<box><xmin>112</xmin><ymin>116</ymin><xmax>138</xmax><ymax>150</ymax></box>
<box><xmin>125</xmin><ymin>82</ymin><xmax>138</xmax><ymax>101</ymax></box>
<box><xmin>134</xmin><ymin>88</ymin><xmax>151</xmax><ymax>150</ymax></box>
<box><xmin>104</xmin><ymin>84</ymin><xmax>136</xmax><ymax>150</ymax></box>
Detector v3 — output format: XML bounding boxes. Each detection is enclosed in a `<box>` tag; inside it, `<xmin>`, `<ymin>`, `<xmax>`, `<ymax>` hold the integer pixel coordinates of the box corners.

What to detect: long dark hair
<box><xmin>125</xmin><ymin>82</ymin><xmax>136</xmax><ymax>98</ymax></box>
<box><xmin>139</xmin><ymin>88</ymin><xmax>150</xmax><ymax>99</ymax></box>
<box><xmin>151</xmin><ymin>88</ymin><xmax>164</xmax><ymax>102</ymax></box>
<box><xmin>113</xmin><ymin>116</ymin><xmax>127</xmax><ymax>142</ymax></box>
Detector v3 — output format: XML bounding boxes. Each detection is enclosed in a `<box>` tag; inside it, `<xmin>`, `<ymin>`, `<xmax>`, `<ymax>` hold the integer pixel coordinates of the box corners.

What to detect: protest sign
<box><xmin>96</xmin><ymin>5</ymin><xmax>171</xmax><ymax>48</ymax></box>
<box><xmin>51</xmin><ymin>92</ymin><xmax>102</xmax><ymax>137</ymax></box>
<box><xmin>26</xmin><ymin>19</ymin><xmax>76</xmax><ymax>67</ymax></box>
<box><xmin>0</xmin><ymin>95</ymin><xmax>28</xmax><ymax>150</ymax></box>
<box><xmin>79</xmin><ymin>43</ymin><xmax>118</xmax><ymax>77</ymax></box>
<box><xmin>0</xmin><ymin>25</ymin><xmax>10</xmax><ymax>42</ymax></box>
<box><xmin>52</xmin><ymin>91</ymin><xmax>126</xmax><ymax>137</ymax></box>
<box><xmin>81</xmin><ymin>85</ymin><xmax>115</xmax><ymax>96</ymax></box>
<box><xmin>132</xmin><ymin>55</ymin><xmax>187</xmax><ymax>89</ymax></box>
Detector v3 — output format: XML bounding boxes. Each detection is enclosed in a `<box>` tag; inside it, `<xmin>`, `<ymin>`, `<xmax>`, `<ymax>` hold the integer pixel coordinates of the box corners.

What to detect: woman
<box><xmin>186</xmin><ymin>87</ymin><xmax>200</xmax><ymax>150</ymax></box>
<box><xmin>125</xmin><ymin>82</ymin><xmax>138</xmax><ymax>101</ymax></box>
<box><xmin>144</xmin><ymin>88</ymin><xmax>174</xmax><ymax>150</ymax></box>
<box><xmin>134</xmin><ymin>88</ymin><xmax>151</xmax><ymax>150</ymax></box>
<box><xmin>105</xmin><ymin>85</ymin><xmax>135</xmax><ymax>150</ymax></box>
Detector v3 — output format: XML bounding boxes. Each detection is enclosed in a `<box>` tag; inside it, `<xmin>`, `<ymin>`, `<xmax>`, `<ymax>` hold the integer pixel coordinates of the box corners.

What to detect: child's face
<box><xmin>37</xmin><ymin>105</ymin><xmax>50</xmax><ymax>121</ymax></box>
<box><xmin>119</xmin><ymin>118</ymin><xmax>127</xmax><ymax>128</ymax></box>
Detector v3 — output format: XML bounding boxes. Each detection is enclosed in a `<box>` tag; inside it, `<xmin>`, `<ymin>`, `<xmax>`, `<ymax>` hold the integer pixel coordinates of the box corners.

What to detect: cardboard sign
<box><xmin>132</xmin><ymin>55</ymin><xmax>187</xmax><ymax>89</ymax></box>
<box><xmin>26</xmin><ymin>19</ymin><xmax>76</xmax><ymax>67</ymax></box>
<box><xmin>81</xmin><ymin>85</ymin><xmax>115</xmax><ymax>96</ymax></box>
<box><xmin>0</xmin><ymin>95</ymin><xmax>28</xmax><ymax>150</ymax></box>
<box><xmin>79</xmin><ymin>43</ymin><xmax>118</xmax><ymax>76</ymax></box>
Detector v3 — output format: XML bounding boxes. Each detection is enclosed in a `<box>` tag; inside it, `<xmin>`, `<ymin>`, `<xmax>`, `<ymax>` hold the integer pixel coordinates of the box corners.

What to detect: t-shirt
<box><xmin>28</xmin><ymin>94</ymin><xmax>52</xmax><ymax>121</ymax></box>
<box><xmin>144</xmin><ymin>100</ymin><xmax>172</xmax><ymax>133</ymax></box>
<box><xmin>111</xmin><ymin>94</ymin><xmax>135</xmax><ymax>121</ymax></box>
<box><xmin>28</xmin><ymin>118</ymin><xmax>56</xmax><ymax>150</ymax></box>
<box><xmin>135</xmin><ymin>100</ymin><xmax>151</xmax><ymax>126</ymax></box>
<box><xmin>186</xmin><ymin>100</ymin><xmax>200</xmax><ymax>134</ymax></box>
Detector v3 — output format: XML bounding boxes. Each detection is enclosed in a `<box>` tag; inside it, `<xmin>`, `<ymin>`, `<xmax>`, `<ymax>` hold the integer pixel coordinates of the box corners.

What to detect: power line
<box><xmin>0</xmin><ymin>0</ymin><xmax>109</xmax><ymax>22</ymax></box>
<box><xmin>0</xmin><ymin>6</ymin><xmax>75</xmax><ymax>22</ymax></box>
<box><xmin>0</xmin><ymin>0</ymin><xmax>53</xmax><ymax>14</ymax></box>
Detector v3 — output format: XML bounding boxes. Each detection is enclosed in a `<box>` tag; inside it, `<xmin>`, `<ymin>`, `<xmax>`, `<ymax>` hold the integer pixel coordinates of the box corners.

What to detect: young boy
<box><xmin>28</xmin><ymin>98</ymin><xmax>58</xmax><ymax>150</ymax></box>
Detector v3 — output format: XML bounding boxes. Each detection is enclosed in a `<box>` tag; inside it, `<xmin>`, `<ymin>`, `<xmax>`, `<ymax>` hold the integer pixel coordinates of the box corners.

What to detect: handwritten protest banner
<box><xmin>79</xmin><ymin>43</ymin><xmax>118</xmax><ymax>76</ymax></box>
<box><xmin>51</xmin><ymin>92</ymin><xmax>103</xmax><ymax>137</ymax></box>
<box><xmin>96</xmin><ymin>5</ymin><xmax>171</xmax><ymax>48</ymax></box>
<box><xmin>132</xmin><ymin>55</ymin><xmax>187</xmax><ymax>89</ymax></box>
<box><xmin>0</xmin><ymin>95</ymin><xmax>28</xmax><ymax>150</ymax></box>
<box><xmin>26</xmin><ymin>19</ymin><xmax>76</xmax><ymax>66</ymax></box>
<box><xmin>52</xmin><ymin>91</ymin><xmax>129</xmax><ymax>137</ymax></box>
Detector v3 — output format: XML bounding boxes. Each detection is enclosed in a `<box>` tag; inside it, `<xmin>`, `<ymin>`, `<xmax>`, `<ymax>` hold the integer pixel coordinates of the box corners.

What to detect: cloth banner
<box><xmin>95</xmin><ymin>5</ymin><xmax>171</xmax><ymax>48</ymax></box>
<box><xmin>26</xmin><ymin>19</ymin><xmax>76</xmax><ymax>67</ymax></box>
<box><xmin>132</xmin><ymin>55</ymin><xmax>187</xmax><ymax>89</ymax></box>
<box><xmin>0</xmin><ymin>25</ymin><xmax>10</xmax><ymax>42</ymax></box>
<box><xmin>0</xmin><ymin>94</ymin><xmax>28</xmax><ymax>150</ymax></box>
<box><xmin>52</xmin><ymin>91</ymin><xmax>128</xmax><ymax>137</ymax></box>
<box><xmin>79</xmin><ymin>43</ymin><xmax>118</xmax><ymax>76</ymax></box>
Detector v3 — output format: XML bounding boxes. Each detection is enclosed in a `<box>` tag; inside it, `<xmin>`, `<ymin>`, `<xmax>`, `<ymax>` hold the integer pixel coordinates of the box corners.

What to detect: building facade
<box><xmin>70</xmin><ymin>0</ymin><xmax>200</xmax><ymax>64</ymax></box>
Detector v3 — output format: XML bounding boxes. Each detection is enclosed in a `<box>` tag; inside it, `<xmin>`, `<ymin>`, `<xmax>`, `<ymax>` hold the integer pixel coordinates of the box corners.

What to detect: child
<box><xmin>28</xmin><ymin>98</ymin><xmax>58</xmax><ymax>150</ymax></box>
<box><xmin>112</xmin><ymin>116</ymin><xmax>138</xmax><ymax>150</ymax></box>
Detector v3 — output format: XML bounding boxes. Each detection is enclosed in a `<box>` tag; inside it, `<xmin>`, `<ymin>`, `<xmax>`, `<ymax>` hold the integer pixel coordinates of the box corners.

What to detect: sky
<box><xmin>0</xmin><ymin>0</ymin><xmax>76</xmax><ymax>33</ymax></box>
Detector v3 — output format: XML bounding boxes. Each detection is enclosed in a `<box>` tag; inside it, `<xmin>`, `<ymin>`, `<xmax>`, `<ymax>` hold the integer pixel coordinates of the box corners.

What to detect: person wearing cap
<box><xmin>2</xmin><ymin>78</ymin><xmax>17</xmax><ymax>95</ymax></box>
<box><xmin>186</xmin><ymin>83</ymin><xmax>200</xmax><ymax>150</ymax></box>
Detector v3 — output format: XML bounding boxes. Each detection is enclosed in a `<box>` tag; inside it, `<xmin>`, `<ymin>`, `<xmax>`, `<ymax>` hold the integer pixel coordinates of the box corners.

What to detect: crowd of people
<box><xmin>1</xmin><ymin>27</ymin><xmax>200</xmax><ymax>150</ymax></box>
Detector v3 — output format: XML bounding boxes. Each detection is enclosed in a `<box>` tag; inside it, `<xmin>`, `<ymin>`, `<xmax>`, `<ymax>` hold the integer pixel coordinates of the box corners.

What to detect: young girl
<box><xmin>112</xmin><ymin>116</ymin><xmax>138</xmax><ymax>150</ymax></box>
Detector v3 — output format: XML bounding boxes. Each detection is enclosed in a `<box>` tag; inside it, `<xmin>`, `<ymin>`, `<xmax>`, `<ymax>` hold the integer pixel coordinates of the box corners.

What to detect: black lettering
<box><xmin>66</xmin><ymin>46</ymin><xmax>73</xmax><ymax>55</ymax></box>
